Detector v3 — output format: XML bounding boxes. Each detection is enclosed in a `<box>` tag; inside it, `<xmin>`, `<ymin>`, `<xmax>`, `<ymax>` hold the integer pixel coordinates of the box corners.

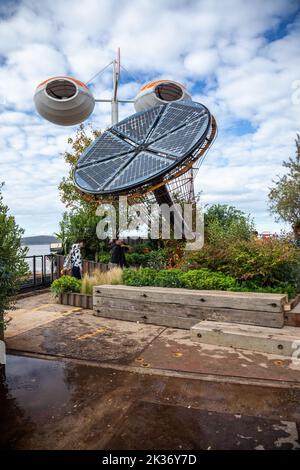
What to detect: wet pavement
<box><xmin>2</xmin><ymin>293</ymin><xmax>300</xmax><ymax>449</ymax></box>
<box><xmin>1</xmin><ymin>354</ymin><xmax>300</xmax><ymax>450</ymax></box>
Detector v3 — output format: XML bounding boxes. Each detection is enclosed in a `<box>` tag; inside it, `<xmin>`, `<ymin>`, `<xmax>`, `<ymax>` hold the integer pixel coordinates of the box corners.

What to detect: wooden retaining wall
<box><xmin>59</xmin><ymin>292</ymin><xmax>93</xmax><ymax>309</ymax></box>
<box><xmin>93</xmin><ymin>285</ymin><xmax>288</xmax><ymax>329</ymax></box>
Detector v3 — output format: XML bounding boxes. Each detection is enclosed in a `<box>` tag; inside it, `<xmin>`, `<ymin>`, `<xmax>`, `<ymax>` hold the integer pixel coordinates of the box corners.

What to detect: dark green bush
<box><xmin>122</xmin><ymin>268</ymin><xmax>157</xmax><ymax>286</ymax></box>
<box><xmin>155</xmin><ymin>269</ymin><xmax>183</xmax><ymax>287</ymax></box>
<box><xmin>180</xmin><ymin>269</ymin><xmax>238</xmax><ymax>290</ymax></box>
<box><xmin>145</xmin><ymin>249</ymin><xmax>169</xmax><ymax>270</ymax></box>
<box><xmin>98</xmin><ymin>253</ymin><xmax>110</xmax><ymax>263</ymax></box>
<box><xmin>183</xmin><ymin>238</ymin><xmax>300</xmax><ymax>293</ymax></box>
<box><xmin>99</xmin><ymin>249</ymin><xmax>169</xmax><ymax>269</ymax></box>
<box><xmin>127</xmin><ymin>252</ymin><xmax>149</xmax><ymax>266</ymax></box>
<box><xmin>51</xmin><ymin>275</ymin><xmax>81</xmax><ymax>297</ymax></box>
<box><xmin>122</xmin><ymin>267</ymin><xmax>238</xmax><ymax>291</ymax></box>
<box><xmin>121</xmin><ymin>267</ymin><xmax>295</xmax><ymax>297</ymax></box>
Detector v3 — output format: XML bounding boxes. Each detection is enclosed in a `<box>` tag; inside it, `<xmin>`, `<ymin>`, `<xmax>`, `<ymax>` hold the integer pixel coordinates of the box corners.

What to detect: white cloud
<box><xmin>0</xmin><ymin>0</ymin><xmax>299</xmax><ymax>235</ymax></box>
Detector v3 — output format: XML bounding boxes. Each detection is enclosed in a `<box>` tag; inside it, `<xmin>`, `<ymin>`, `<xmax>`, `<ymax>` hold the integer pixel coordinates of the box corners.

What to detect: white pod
<box><xmin>134</xmin><ymin>80</ymin><xmax>191</xmax><ymax>112</ymax></box>
<box><xmin>34</xmin><ymin>76</ymin><xmax>95</xmax><ymax>126</ymax></box>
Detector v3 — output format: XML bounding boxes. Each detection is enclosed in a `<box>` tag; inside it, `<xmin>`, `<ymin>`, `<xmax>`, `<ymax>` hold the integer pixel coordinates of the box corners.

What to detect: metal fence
<box><xmin>19</xmin><ymin>254</ymin><xmax>114</xmax><ymax>292</ymax></box>
<box><xmin>19</xmin><ymin>254</ymin><xmax>57</xmax><ymax>292</ymax></box>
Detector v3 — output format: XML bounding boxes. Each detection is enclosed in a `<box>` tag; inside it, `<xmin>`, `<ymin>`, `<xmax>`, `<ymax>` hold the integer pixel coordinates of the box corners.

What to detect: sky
<box><xmin>0</xmin><ymin>0</ymin><xmax>300</xmax><ymax>236</ymax></box>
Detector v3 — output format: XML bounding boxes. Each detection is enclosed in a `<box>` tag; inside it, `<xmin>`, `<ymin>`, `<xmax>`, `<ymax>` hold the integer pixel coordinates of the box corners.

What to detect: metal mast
<box><xmin>92</xmin><ymin>48</ymin><xmax>134</xmax><ymax>126</ymax></box>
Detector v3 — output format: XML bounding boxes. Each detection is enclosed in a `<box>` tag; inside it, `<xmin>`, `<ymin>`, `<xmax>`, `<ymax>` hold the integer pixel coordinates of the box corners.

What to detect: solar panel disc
<box><xmin>74</xmin><ymin>100</ymin><xmax>211</xmax><ymax>195</ymax></box>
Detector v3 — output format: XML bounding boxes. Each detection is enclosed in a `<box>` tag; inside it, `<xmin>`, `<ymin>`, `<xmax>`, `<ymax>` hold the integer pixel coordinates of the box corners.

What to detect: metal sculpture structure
<box><xmin>33</xmin><ymin>50</ymin><xmax>217</xmax><ymax>210</ymax></box>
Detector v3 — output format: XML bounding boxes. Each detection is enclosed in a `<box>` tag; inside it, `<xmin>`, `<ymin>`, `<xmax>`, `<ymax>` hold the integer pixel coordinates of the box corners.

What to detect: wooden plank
<box><xmin>285</xmin><ymin>302</ymin><xmax>300</xmax><ymax>327</ymax></box>
<box><xmin>94</xmin><ymin>296</ymin><xmax>284</xmax><ymax>328</ymax></box>
<box><xmin>93</xmin><ymin>306</ymin><xmax>196</xmax><ymax>329</ymax></box>
<box><xmin>290</xmin><ymin>293</ymin><xmax>300</xmax><ymax>310</ymax></box>
<box><xmin>191</xmin><ymin>321</ymin><xmax>300</xmax><ymax>357</ymax></box>
<box><xmin>93</xmin><ymin>285</ymin><xmax>288</xmax><ymax>312</ymax></box>
<box><xmin>285</xmin><ymin>313</ymin><xmax>300</xmax><ymax>327</ymax></box>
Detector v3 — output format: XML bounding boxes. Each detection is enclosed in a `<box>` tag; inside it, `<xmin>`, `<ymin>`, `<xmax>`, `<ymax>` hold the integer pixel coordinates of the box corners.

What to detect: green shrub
<box><xmin>184</xmin><ymin>238</ymin><xmax>300</xmax><ymax>292</ymax></box>
<box><xmin>99</xmin><ymin>249</ymin><xmax>169</xmax><ymax>269</ymax></box>
<box><xmin>145</xmin><ymin>249</ymin><xmax>169</xmax><ymax>270</ymax></box>
<box><xmin>155</xmin><ymin>269</ymin><xmax>183</xmax><ymax>287</ymax></box>
<box><xmin>237</xmin><ymin>280</ymin><xmax>297</xmax><ymax>298</ymax></box>
<box><xmin>122</xmin><ymin>267</ymin><xmax>238</xmax><ymax>291</ymax></box>
<box><xmin>98</xmin><ymin>253</ymin><xmax>110</xmax><ymax>263</ymax></box>
<box><xmin>121</xmin><ymin>266</ymin><xmax>295</xmax><ymax>297</ymax></box>
<box><xmin>51</xmin><ymin>275</ymin><xmax>81</xmax><ymax>297</ymax></box>
<box><xmin>180</xmin><ymin>269</ymin><xmax>238</xmax><ymax>290</ymax></box>
<box><xmin>122</xmin><ymin>268</ymin><xmax>157</xmax><ymax>286</ymax></box>
<box><xmin>126</xmin><ymin>252</ymin><xmax>149</xmax><ymax>266</ymax></box>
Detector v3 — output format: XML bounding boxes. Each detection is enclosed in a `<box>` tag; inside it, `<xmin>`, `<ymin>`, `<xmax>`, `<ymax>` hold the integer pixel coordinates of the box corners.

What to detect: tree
<box><xmin>269</xmin><ymin>134</ymin><xmax>300</xmax><ymax>234</ymax></box>
<box><xmin>0</xmin><ymin>183</ymin><xmax>28</xmax><ymax>342</ymax></box>
<box><xmin>59</xmin><ymin>124</ymin><xmax>101</xmax><ymax>210</ymax></box>
<box><xmin>204</xmin><ymin>204</ymin><xmax>255</xmax><ymax>245</ymax></box>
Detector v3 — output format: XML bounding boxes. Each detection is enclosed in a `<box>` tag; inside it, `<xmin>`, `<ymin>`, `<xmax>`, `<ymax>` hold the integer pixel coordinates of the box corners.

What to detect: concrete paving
<box><xmin>1</xmin><ymin>292</ymin><xmax>300</xmax><ymax>449</ymax></box>
<box><xmin>6</xmin><ymin>293</ymin><xmax>300</xmax><ymax>384</ymax></box>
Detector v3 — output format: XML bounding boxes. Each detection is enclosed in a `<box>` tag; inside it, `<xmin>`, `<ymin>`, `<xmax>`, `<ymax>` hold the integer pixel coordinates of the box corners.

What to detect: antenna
<box><xmin>91</xmin><ymin>48</ymin><xmax>134</xmax><ymax>125</ymax></box>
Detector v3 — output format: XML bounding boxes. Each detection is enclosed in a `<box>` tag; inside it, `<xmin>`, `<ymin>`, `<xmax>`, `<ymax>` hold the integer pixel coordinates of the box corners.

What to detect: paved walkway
<box><xmin>1</xmin><ymin>292</ymin><xmax>300</xmax><ymax>449</ymax></box>
<box><xmin>6</xmin><ymin>292</ymin><xmax>300</xmax><ymax>384</ymax></box>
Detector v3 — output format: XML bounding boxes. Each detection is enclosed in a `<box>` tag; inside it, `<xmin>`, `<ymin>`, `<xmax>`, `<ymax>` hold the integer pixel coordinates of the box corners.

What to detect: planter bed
<box><xmin>93</xmin><ymin>285</ymin><xmax>290</xmax><ymax>330</ymax></box>
<box><xmin>59</xmin><ymin>292</ymin><xmax>93</xmax><ymax>309</ymax></box>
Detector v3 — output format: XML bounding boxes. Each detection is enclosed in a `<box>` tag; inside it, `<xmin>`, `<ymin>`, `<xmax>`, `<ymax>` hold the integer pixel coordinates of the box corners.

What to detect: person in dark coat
<box><xmin>110</xmin><ymin>239</ymin><xmax>129</xmax><ymax>268</ymax></box>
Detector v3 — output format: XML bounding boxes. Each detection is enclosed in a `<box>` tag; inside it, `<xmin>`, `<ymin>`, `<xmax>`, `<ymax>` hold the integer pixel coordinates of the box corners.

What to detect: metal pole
<box><xmin>111</xmin><ymin>59</ymin><xmax>119</xmax><ymax>125</ymax></box>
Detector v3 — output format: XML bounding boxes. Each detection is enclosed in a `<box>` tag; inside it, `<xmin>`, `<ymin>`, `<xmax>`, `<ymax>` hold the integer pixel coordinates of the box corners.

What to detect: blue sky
<box><xmin>0</xmin><ymin>0</ymin><xmax>300</xmax><ymax>236</ymax></box>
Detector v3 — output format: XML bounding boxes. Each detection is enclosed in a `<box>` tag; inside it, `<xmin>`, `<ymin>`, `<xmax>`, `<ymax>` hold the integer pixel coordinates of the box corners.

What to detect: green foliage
<box><xmin>145</xmin><ymin>249</ymin><xmax>169</xmax><ymax>270</ymax></box>
<box><xmin>98</xmin><ymin>253</ymin><xmax>111</xmax><ymax>264</ymax></box>
<box><xmin>0</xmin><ymin>184</ymin><xmax>28</xmax><ymax>331</ymax></box>
<box><xmin>98</xmin><ymin>248</ymin><xmax>169</xmax><ymax>269</ymax></box>
<box><xmin>59</xmin><ymin>124</ymin><xmax>101</xmax><ymax>210</ymax></box>
<box><xmin>121</xmin><ymin>266</ymin><xmax>295</xmax><ymax>297</ymax></box>
<box><xmin>58</xmin><ymin>207</ymin><xmax>104</xmax><ymax>260</ymax></box>
<box><xmin>269</xmin><ymin>134</ymin><xmax>300</xmax><ymax>228</ymax></box>
<box><xmin>122</xmin><ymin>267</ymin><xmax>237</xmax><ymax>291</ymax></box>
<box><xmin>180</xmin><ymin>269</ymin><xmax>238</xmax><ymax>290</ymax></box>
<box><xmin>184</xmin><ymin>237</ymin><xmax>300</xmax><ymax>294</ymax></box>
<box><xmin>205</xmin><ymin>204</ymin><xmax>254</xmax><ymax>245</ymax></box>
<box><xmin>127</xmin><ymin>252</ymin><xmax>149</xmax><ymax>266</ymax></box>
<box><xmin>154</xmin><ymin>269</ymin><xmax>184</xmax><ymax>287</ymax></box>
<box><xmin>51</xmin><ymin>275</ymin><xmax>81</xmax><ymax>297</ymax></box>
<box><xmin>122</xmin><ymin>268</ymin><xmax>157</xmax><ymax>286</ymax></box>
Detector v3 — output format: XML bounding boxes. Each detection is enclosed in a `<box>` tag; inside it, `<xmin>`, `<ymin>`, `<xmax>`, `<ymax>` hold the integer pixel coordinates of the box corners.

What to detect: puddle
<box><xmin>1</xmin><ymin>354</ymin><xmax>300</xmax><ymax>450</ymax></box>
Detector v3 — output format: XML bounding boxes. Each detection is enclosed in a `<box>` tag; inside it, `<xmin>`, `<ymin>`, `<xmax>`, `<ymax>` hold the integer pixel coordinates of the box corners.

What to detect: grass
<box><xmin>80</xmin><ymin>267</ymin><xmax>123</xmax><ymax>295</ymax></box>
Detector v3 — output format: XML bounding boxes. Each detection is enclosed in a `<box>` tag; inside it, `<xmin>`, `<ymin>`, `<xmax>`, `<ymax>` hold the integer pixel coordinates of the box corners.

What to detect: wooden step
<box><xmin>191</xmin><ymin>321</ymin><xmax>300</xmax><ymax>357</ymax></box>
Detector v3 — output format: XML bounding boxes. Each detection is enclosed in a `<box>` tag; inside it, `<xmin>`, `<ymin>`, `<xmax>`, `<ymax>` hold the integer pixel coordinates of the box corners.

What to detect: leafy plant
<box><xmin>98</xmin><ymin>253</ymin><xmax>111</xmax><ymax>264</ymax></box>
<box><xmin>184</xmin><ymin>235</ymin><xmax>300</xmax><ymax>293</ymax></box>
<box><xmin>145</xmin><ymin>249</ymin><xmax>169</xmax><ymax>270</ymax></box>
<box><xmin>155</xmin><ymin>269</ymin><xmax>183</xmax><ymax>287</ymax></box>
<box><xmin>0</xmin><ymin>184</ymin><xmax>28</xmax><ymax>336</ymax></box>
<box><xmin>204</xmin><ymin>204</ymin><xmax>254</xmax><ymax>245</ymax></box>
<box><xmin>122</xmin><ymin>268</ymin><xmax>157</xmax><ymax>286</ymax></box>
<box><xmin>121</xmin><ymin>266</ymin><xmax>295</xmax><ymax>297</ymax></box>
<box><xmin>180</xmin><ymin>269</ymin><xmax>238</xmax><ymax>290</ymax></box>
<box><xmin>269</xmin><ymin>134</ymin><xmax>300</xmax><ymax>231</ymax></box>
<box><xmin>51</xmin><ymin>275</ymin><xmax>81</xmax><ymax>297</ymax></box>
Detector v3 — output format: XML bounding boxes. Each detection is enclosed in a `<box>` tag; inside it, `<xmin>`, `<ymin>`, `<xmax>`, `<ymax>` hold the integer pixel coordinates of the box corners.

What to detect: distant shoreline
<box><xmin>21</xmin><ymin>235</ymin><xmax>58</xmax><ymax>246</ymax></box>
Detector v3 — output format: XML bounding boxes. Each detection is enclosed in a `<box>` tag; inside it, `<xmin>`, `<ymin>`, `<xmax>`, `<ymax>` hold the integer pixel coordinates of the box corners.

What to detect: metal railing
<box><xmin>19</xmin><ymin>254</ymin><xmax>57</xmax><ymax>292</ymax></box>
